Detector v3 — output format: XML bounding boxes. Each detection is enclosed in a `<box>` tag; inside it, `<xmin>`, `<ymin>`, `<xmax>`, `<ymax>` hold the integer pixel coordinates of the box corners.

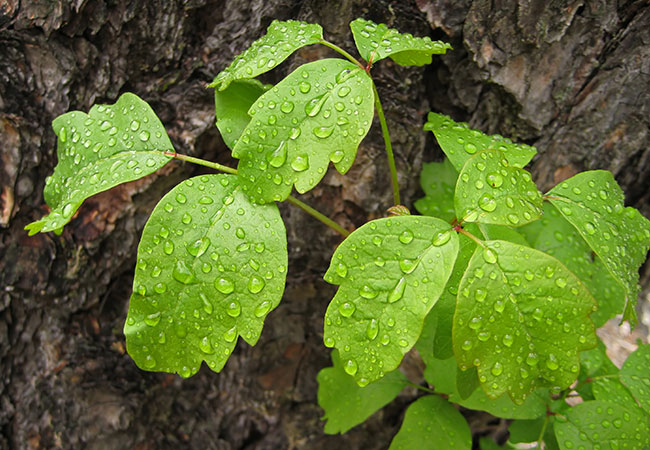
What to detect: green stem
<box><xmin>372</xmin><ymin>82</ymin><xmax>400</xmax><ymax>205</ymax></box>
<box><xmin>456</xmin><ymin>227</ymin><xmax>486</xmax><ymax>248</ymax></box>
<box><xmin>535</xmin><ymin>414</ymin><xmax>551</xmax><ymax>449</ymax></box>
<box><xmin>165</xmin><ymin>151</ymin><xmax>350</xmax><ymax>237</ymax></box>
<box><xmin>286</xmin><ymin>196</ymin><xmax>350</xmax><ymax>238</ymax></box>
<box><xmin>405</xmin><ymin>380</ymin><xmax>437</xmax><ymax>395</ymax></box>
<box><xmin>319</xmin><ymin>40</ymin><xmax>365</xmax><ymax>69</ymax></box>
<box><xmin>164</xmin><ymin>151</ymin><xmax>237</xmax><ymax>175</ymax></box>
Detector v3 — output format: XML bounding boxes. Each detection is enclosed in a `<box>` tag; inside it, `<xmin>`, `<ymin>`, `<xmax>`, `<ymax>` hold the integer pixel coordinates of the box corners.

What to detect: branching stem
<box><xmin>455</xmin><ymin>226</ymin><xmax>486</xmax><ymax>248</ymax></box>
<box><xmin>164</xmin><ymin>151</ymin><xmax>350</xmax><ymax>237</ymax></box>
<box><xmin>318</xmin><ymin>40</ymin><xmax>365</xmax><ymax>69</ymax></box>
<box><xmin>372</xmin><ymin>82</ymin><xmax>400</xmax><ymax>205</ymax></box>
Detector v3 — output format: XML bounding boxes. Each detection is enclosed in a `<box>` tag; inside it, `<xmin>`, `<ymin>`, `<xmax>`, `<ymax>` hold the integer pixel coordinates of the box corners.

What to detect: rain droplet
<box><xmin>478</xmin><ymin>193</ymin><xmax>497</xmax><ymax>212</ymax></box>
<box><xmin>313</xmin><ymin>125</ymin><xmax>334</xmax><ymax>139</ymax></box>
<box><xmin>291</xmin><ymin>154</ymin><xmax>309</xmax><ymax>172</ymax></box>
<box><xmin>486</xmin><ymin>173</ymin><xmax>503</xmax><ymax>188</ymax></box>
<box><xmin>359</xmin><ymin>285</ymin><xmax>378</xmax><ymax>299</ymax></box>
<box><xmin>491</xmin><ymin>362</ymin><xmax>503</xmax><ymax>376</ymax></box>
<box><xmin>329</xmin><ymin>150</ymin><xmax>344</xmax><ymax>163</ymax></box>
<box><xmin>248</xmin><ymin>276</ymin><xmax>265</xmax><ymax>293</ymax></box>
<box><xmin>432</xmin><ymin>230</ymin><xmax>451</xmax><ymax>246</ymax></box>
<box><xmin>144</xmin><ymin>312</ymin><xmax>161</xmax><ymax>327</ymax></box>
<box><xmin>226</xmin><ymin>300</ymin><xmax>241</xmax><ymax>317</ymax></box>
<box><xmin>343</xmin><ymin>359</ymin><xmax>358</xmax><ymax>376</ymax></box>
<box><xmin>215</xmin><ymin>277</ymin><xmax>234</xmax><ymax>294</ymax></box>
<box><xmin>199</xmin><ymin>336</ymin><xmax>214</xmax><ymax>354</ymax></box>
<box><xmin>172</xmin><ymin>261</ymin><xmax>196</xmax><ymax>284</ymax></box>
<box><xmin>163</xmin><ymin>241</ymin><xmax>174</xmax><ymax>255</ymax></box>
<box><xmin>399</xmin><ymin>230</ymin><xmax>414</xmax><ymax>244</ymax></box>
<box><xmin>268</xmin><ymin>141</ymin><xmax>287</xmax><ymax>167</ymax></box>
<box><xmin>483</xmin><ymin>248</ymin><xmax>497</xmax><ymax>264</ymax></box>
<box><xmin>254</xmin><ymin>300</ymin><xmax>271</xmax><ymax>317</ymax></box>
<box><xmin>366</xmin><ymin>319</ymin><xmax>379</xmax><ymax>340</ymax></box>
<box><xmin>335</xmin><ymin>262</ymin><xmax>348</xmax><ymax>278</ymax></box>
<box><xmin>388</xmin><ymin>277</ymin><xmax>406</xmax><ymax>303</ymax></box>
<box><xmin>339</xmin><ymin>302</ymin><xmax>356</xmax><ymax>317</ymax></box>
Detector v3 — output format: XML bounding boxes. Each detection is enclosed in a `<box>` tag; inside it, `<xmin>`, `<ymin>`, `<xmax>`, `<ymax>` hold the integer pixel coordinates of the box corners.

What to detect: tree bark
<box><xmin>1</xmin><ymin>0</ymin><xmax>648</xmax><ymax>448</ymax></box>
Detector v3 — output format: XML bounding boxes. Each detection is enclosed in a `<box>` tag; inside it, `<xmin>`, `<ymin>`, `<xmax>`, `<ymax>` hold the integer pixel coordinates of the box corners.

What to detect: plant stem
<box><xmin>456</xmin><ymin>226</ymin><xmax>486</xmax><ymax>248</ymax></box>
<box><xmin>535</xmin><ymin>414</ymin><xmax>551</xmax><ymax>449</ymax></box>
<box><xmin>372</xmin><ymin>82</ymin><xmax>400</xmax><ymax>205</ymax></box>
<box><xmin>164</xmin><ymin>151</ymin><xmax>350</xmax><ymax>237</ymax></box>
<box><xmin>164</xmin><ymin>151</ymin><xmax>237</xmax><ymax>175</ymax></box>
<box><xmin>405</xmin><ymin>380</ymin><xmax>437</xmax><ymax>395</ymax></box>
<box><xmin>318</xmin><ymin>40</ymin><xmax>365</xmax><ymax>69</ymax></box>
<box><xmin>286</xmin><ymin>196</ymin><xmax>350</xmax><ymax>238</ymax></box>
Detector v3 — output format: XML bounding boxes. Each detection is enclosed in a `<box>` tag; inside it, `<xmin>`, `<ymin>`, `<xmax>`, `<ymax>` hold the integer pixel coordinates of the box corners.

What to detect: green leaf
<box><xmin>422</xmin><ymin>355</ymin><xmax>547</xmax><ymax>419</ymax></box>
<box><xmin>214</xmin><ymin>79</ymin><xmax>271</xmax><ymax>150</ymax></box>
<box><xmin>232</xmin><ymin>59</ymin><xmax>374</xmax><ymax>203</ymax></box>
<box><xmin>478</xmin><ymin>438</ymin><xmax>503</xmax><ymax>450</ymax></box>
<box><xmin>414</xmin><ymin>158</ymin><xmax>458</xmax><ymax>222</ymax></box>
<box><xmin>317</xmin><ymin>349</ymin><xmax>407</xmax><ymax>434</ymax></box>
<box><xmin>546</xmin><ymin>171</ymin><xmax>650</xmax><ymax>326</ymax></box>
<box><xmin>388</xmin><ymin>395</ymin><xmax>471</xmax><ymax>450</ymax></box>
<box><xmin>553</xmin><ymin>401</ymin><xmax>650</xmax><ymax>450</ymax></box>
<box><xmin>209</xmin><ymin>20</ymin><xmax>323</xmax><ymax>91</ymax></box>
<box><xmin>620</xmin><ymin>344</ymin><xmax>650</xmax><ymax>415</ymax></box>
<box><xmin>453</xmin><ymin>240</ymin><xmax>597</xmax><ymax>402</ymax></box>
<box><xmin>124</xmin><ymin>174</ymin><xmax>287</xmax><ymax>377</ymax></box>
<box><xmin>522</xmin><ymin>203</ymin><xmax>625</xmax><ymax>327</ymax></box>
<box><xmin>25</xmin><ymin>93</ymin><xmax>173</xmax><ymax>235</ymax></box>
<box><xmin>509</xmin><ymin>417</ymin><xmax>561</xmax><ymax>450</ymax></box>
<box><xmin>323</xmin><ymin>216</ymin><xmax>459</xmax><ymax>386</ymax></box>
<box><xmin>478</xmin><ymin>223</ymin><xmax>530</xmax><ymax>246</ymax></box>
<box><xmin>455</xmin><ymin>149</ymin><xmax>543</xmax><ymax>226</ymax></box>
<box><xmin>424</xmin><ymin>112</ymin><xmax>537</xmax><ymax>172</ymax></box>
<box><xmin>350</xmin><ymin>18</ymin><xmax>451</xmax><ymax>66</ymax></box>
<box><xmin>576</xmin><ymin>338</ymin><xmax>618</xmax><ymax>401</ymax></box>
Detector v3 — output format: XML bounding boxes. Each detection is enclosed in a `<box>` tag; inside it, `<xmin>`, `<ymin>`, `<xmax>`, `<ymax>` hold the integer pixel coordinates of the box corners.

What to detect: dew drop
<box><xmin>483</xmin><ymin>248</ymin><xmax>497</xmax><ymax>264</ymax></box>
<box><xmin>199</xmin><ymin>336</ymin><xmax>214</xmax><ymax>354</ymax></box>
<box><xmin>339</xmin><ymin>302</ymin><xmax>356</xmax><ymax>317</ymax></box>
<box><xmin>248</xmin><ymin>276</ymin><xmax>266</xmax><ymax>293</ymax></box>
<box><xmin>268</xmin><ymin>141</ymin><xmax>287</xmax><ymax>167</ymax></box>
<box><xmin>215</xmin><ymin>277</ymin><xmax>235</xmax><ymax>294</ymax></box>
<box><xmin>491</xmin><ymin>362</ymin><xmax>503</xmax><ymax>376</ymax></box>
<box><xmin>359</xmin><ymin>285</ymin><xmax>378</xmax><ymax>299</ymax></box>
<box><xmin>366</xmin><ymin>319</ymin><xmax>379</xmax><ymax>340</ymax></box>
<box><xmin>226</xmin><ymin>300</ymin><xmax>241</xmax><ymax>317</ymax></box>
<box><xmin>144</xmin><ymin>312</ymin><xmax>161</xmax><ymax>327</ymax></box>
<box><xmin>313</xmin><ymin>125</ymin><xmax>334</xmax><ymax>139</ymax></box>
<box><xmin>254</xmin><ymin>300</ymin><xmax>272</xmax><ymax>317</ymax></box>
<box><xmin>343</xmin><ymin>359</ymin><xmax>358</xmax><ymax>376</ymax></box>
<box><xmin>433</xmin><ymin>230</ymin><xmax>451</xmax><ymax>246</ymax></box>
<box><xmin>291</xmin><ymin>154</ymin><xmax>309</xmax><ymax>172</ymax></box>
<box><xmin>398</xmin><ymin>230</ymin><xmax>414</xmax><ymax>244</ymax></box>
<box><xmin>388</xmin><ymin>277</ymin><xmax>407</xmax><ymax>303</ymax></box>
<box><xmin>335</xmin><ymin>262</ymin><xmax>348</xmax><ymax>278</ymax></box>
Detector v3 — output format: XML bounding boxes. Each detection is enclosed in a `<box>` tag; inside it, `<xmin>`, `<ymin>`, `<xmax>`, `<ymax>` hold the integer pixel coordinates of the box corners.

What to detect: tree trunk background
<box><xmin>1</xmin><ymin>0</ymin><xmax>649</xmax><ymax>448</ymax></box>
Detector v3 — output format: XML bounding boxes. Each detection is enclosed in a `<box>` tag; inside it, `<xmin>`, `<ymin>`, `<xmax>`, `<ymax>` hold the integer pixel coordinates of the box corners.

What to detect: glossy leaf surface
<box><xmin>453</xmin><ymin>240</ymin><xmax>597</xmax><ymax>402</ymax></box>
<box><xmin>350</xmin><ymin>18</ymin><xmax>451</xmax><ymax>66</ymax></box>
<box><xmin>424</xmin><ymin>112</ymin><xmax>537</xmax><ymax>172</ymax></box>
<box><xmin>214</xmin><ymin>79</ymin><xmax>270</xmax><ymax>150</ymax></box>
<box><xmin>124</xmin><ymin>174</ymin><xmax>287</xmax><ymax>377</ymax></box>
<box><xmin>547</xmin><ymin>171</ymin><xmax>650</xmax><ymax>325</ymax></box>
<box><xmin>455</xmin><ymin>149</ymin><xmax>543</xmax><ymax>226</ymax></box>
<box><xmin>418</xmin><ymin>327</ymin><xmax>547</xmax><ymax>419</ymax></box>
<box><xmin>209</xmin><ymin>20</ymin><xmax>323</xmax><ymax>91</ymax></box>
<box><xmin>414</xmin><ymin>158</ymin><xmax>458</xmax><ymax>222</ymax></box>
<box><xmin>619</xmin><ymin>344</ymin><xmax>650</xmax><ymax>415</ymax></box>
<box><xmin>554</xmin><ymin>401</ymin><xmax>649</xmax><ymax>450</ymax></box>
<box><xmin>323</xmin><ymin>216</ymin><xmax>459</xmax><ymax>385</ymax></box>
<box><xmin>317</xmin><ymin>350</ymin><xmax>407</xmax><ymax>434</ymax></box>
<box><xmin>388</xmin><ymin>395</ymin><xmax>471</xmax><ymax>450</ymax></box>
<box><xmin>233</xmin><ymin>59</ymin><xmax>374</xmax><ymax>203</ymax></box>
<box><xmin>521</xmin><ymin>203</ymin><xmax>625</xmax><ymax>327</ymax></box>
<box><xmin>25</xmin><ymin>93</ymin><xmax>173</xmax><ymax>235</ymax></box>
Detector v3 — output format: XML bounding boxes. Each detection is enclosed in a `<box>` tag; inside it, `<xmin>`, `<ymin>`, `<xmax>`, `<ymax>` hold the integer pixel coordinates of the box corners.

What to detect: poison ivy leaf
<box><xmin>619</xmin><ymin>344</ymin><xmax>650</xmax><ymax>415</ymax></box>
<box><xmin>417</xmin><ymin>224</ymin><xmax>478</xmax><ymax>361</ymax></box>
<box><xmin>323</xmin><ymin>216</ymin><xmax>459</xmax><ymax>385</ymax></box>
<box><xmin>522</xmin><ymin>203</ymin><xmax>625</xmax><ymax>327</ymax></box>
<box><xmin>124</xmin><ymin>174</ymin><xmax>287</xmax><ymax>377</ymax></box>
<box><xmin>422</xmin><ymin>355</ymin><xmax>547</xmax><ymax>419</ymax></box>
<box><xmin>209</xmin><ymin>20</ymin><xmax>323</xmax><ymax>91</ymax></box>
<box><xmin>424</xmin><ymin>113</ymin><xmax>537</xmax><ymax>172</ymax></box>
<box><xmin>546</xmin><ymin>171</ymin><xmax>650</xmax><ymax>326</ymax></box>
<box><xmin>317</xmin><ymin>349</ymin><xmax>407</xmax><ymax>434</ymax></box>
<box><xmin>232</xmin><ymin>58</ymin><xmax>374</xmax><ymax>203</ymax></box>
<box><xmin>553</xmin><ymin>401</ymin><xmax>650</xmax><ymax>450</ymax></box>
<box><xmin>388</xmin><ymin>395</ymin><xmax>471</xmax><ymax>450</ymax></box>
<box><xmin>453</xmin><ymin>240</ymin><xmax>597</xmax><ymax>402</ymax></box>
<box><xmin>478</xmin><ymin>223</ymin><xmax>530</xmax><ymax>246</ymax></box>
<box><xmin>25</xmin><ymin>93</ymin><xmax>173</xmax><ymax>235</ymax></box>
<box><xmin>350</xmin><ymin>18</ymin><xmax>451</xmax><ymax>66</ymax></box>
<box><xmin>413</xmin><ymin>158</ymin><xmax>458</xmax><ymax>221</ymax></box>
<box><xmin>455</xmin><ymin>149</ymin><xmax>543</xmax><ymax>226</ymax></box>
<box><xmin>214</xmin><ymin>79</ymin><xmax>271</xmax><ymax>150</ymax></box>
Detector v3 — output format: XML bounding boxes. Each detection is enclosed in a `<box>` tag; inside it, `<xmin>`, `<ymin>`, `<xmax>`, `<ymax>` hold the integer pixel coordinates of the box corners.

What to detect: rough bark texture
<box><xmin>0</xmin><ymin>0</ymin><xmax>648</xmax><ymax>448</ymax></box>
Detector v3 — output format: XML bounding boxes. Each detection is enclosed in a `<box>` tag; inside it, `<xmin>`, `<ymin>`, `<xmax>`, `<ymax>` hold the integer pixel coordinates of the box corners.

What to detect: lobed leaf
<box><xmin>232</xmin><ymin>58</ymin><xmax>374</xmax><ymax>203</ymax></box>
<box><xmin>214</xmin><ymin>79</ymin><xmax>270</xmax><ymax>150</ymax></box>
<box><xmin>553</xmin><ymin>401</ymin><xmax>650</xmax><ymax>450</ymax></box>
<box><xmin>209</xmin><ymin>20</ymin><xmax>323</xmax><ymax>91</ymax></box>
<box><xmin>350</xmin><ymin>18</ymin><xmax>451</xmax><ymax>66</ymax></box>
<box><xmin>546</xmin><ymin>171</ymin><xmax>650</xmax><ymax>326</ymax></box>
<box><xmin>418</xmin><ymin>338</ymin><xmax>547</xmax><ymax>419</ymax></box>
<box><xmin>413</xmin><ymin>158</ymin><xmax>458</xmax><ymax>222</ymax></box>
<box><xmin>521</xmin><ymin>202</ymin><xmax>625</xmax><ymax>327</ymax></box>
<box><xmin>388</xmin><ymin>395</ymin><xmax>471</xmax><ymax>450</ymax></box>
<box><xmin>455</xmin><ymin>149</ymin><xmax>543</xmax><ymax>226</ymax></box>
<box><xmin>25</xmin><ymin>93</ymin><xmax>173</xmax><ymax>235</ymax></box>
<box><xmin>124</xmin><ymin>174</ymin><xmax>287</xmax><ymax>377</ymax></box>
<box><xmin>323</xmin><ymin>216</ymin><xmax>459</xmax><ymax>386</ymax></box>
<box><xmin>453</xmin><ymin>240</ymin><xmax>597</xmax><ymax>402</ymax></box>
<box><xmin>317</xmin><ymin>350</ymin><xmax>407</xmax><ymax>434</ymax></box>
<box><xmin>424</xmin><ymin>112</ymin><xmax>537</xmax><ymax>172</ymax></box>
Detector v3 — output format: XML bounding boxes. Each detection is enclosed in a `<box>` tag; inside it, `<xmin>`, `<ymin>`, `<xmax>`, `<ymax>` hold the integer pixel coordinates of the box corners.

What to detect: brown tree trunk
<box><xmin>1</xmin><ymin>0</ymin><xmax>648</xmax><ymax>448</ymax></box>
